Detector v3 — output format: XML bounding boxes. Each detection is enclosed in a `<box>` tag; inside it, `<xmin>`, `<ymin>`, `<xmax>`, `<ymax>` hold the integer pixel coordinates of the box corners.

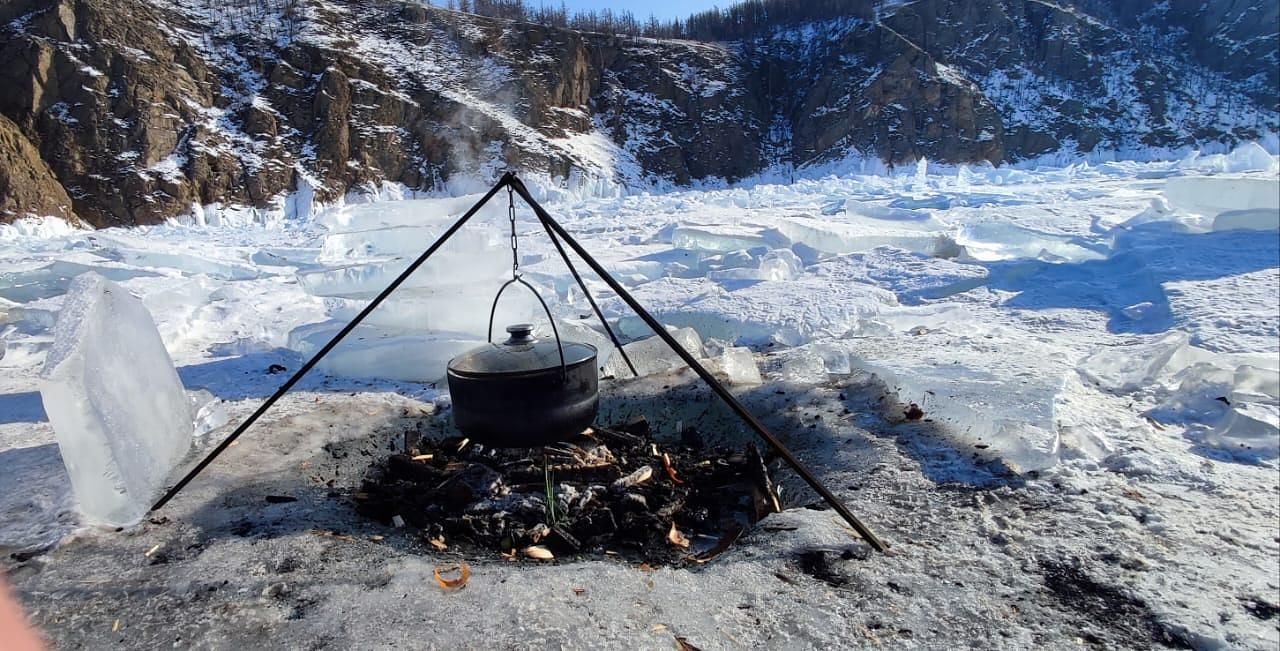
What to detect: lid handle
<box><xmin>504</xmin><ymin>323</ymin><xmax>535</xmax><ymax>345</ymax></box>
<box><xmin>486</xmin><ymin>277</ymin><xmax>567</xmax><ymax>380</ymax></box>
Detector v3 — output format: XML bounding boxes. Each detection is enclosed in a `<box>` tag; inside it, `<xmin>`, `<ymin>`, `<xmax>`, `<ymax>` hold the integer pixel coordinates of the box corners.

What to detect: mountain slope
<box><xmin>0</xmin><ymin>0</ymin><xmax>1275</xmax><ymax>226</ymax></box>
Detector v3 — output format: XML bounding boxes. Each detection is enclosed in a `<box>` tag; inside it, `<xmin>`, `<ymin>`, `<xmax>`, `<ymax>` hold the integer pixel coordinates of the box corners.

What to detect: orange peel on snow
<box><xmin>432</xmin><ymin>561</ymin><xmax>471</xmax><ymax>590</ymax></box>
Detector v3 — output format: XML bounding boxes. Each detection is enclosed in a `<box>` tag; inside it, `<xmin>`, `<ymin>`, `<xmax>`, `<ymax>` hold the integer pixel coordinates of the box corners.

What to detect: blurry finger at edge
<box><xmin>0</xmin><ymin>576</ymin><xmax>44</xmax><ymax>651</ymax></box>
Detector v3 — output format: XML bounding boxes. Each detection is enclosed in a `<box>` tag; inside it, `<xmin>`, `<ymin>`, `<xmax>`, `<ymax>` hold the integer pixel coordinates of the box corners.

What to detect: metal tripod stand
<box><xmin>151</xmin><ymin>171</ymin><xmax>888</xmax><ymax>553</ymax></box>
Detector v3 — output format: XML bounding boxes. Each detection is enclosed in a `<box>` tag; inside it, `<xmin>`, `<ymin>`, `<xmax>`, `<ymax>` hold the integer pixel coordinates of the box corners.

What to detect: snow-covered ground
<box><xmin>2</xmin><ymin>146</ymin><xmax>1278</xmax><ymax>649</ymax></box>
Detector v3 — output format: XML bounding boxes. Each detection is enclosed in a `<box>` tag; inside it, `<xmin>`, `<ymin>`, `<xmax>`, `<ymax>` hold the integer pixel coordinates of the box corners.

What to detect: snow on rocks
<box><xmin>38</xmin><ymin>273</ymin><xmax>193</xmax><ymax>527</ymax></box>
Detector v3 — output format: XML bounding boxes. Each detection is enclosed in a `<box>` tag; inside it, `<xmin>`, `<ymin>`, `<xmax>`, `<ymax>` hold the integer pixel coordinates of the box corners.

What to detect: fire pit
<box><xmin>354</xmin><ymin>417</ymin><xmax>780</xmax><ymax>566</ymax></box>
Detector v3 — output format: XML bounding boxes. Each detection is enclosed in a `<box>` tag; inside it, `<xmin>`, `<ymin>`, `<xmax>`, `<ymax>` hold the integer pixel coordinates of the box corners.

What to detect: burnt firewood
<box><xmin>432</xmin><ymin>464</ymin><xmax>503</xmax><ymax>508</ymax></box>
<box><xmin>355</xmin><ymin>418</ymin><xmax>772</xmax><ymax>567</ymax></box>
<box><xmin>622</xmin><ymin>415</ymin><xmax>651</xmax><ymax>438</ymax></box>
<box><xmin>386</xmin><ymin>454</ymin><xmax>444</xmax><ymax>483</ymax></box>
<box><xmin>593</xmin><ymin>426</ymin><xmax>646</xmax><ymax>447</ymax></box>
<box><xmin>574</xmin><ymin>507</ymin><xmax>618</xmax><ymax>541</ymax></box>
<box><xmin>549</xmin><ymin>525</ymin><xmax>582</xmax><ymax>552</ymax></box>
<box><xmin>747</xmin><ymin>443</ymin><xmax>781</xmax><ymax>521</ymax></box>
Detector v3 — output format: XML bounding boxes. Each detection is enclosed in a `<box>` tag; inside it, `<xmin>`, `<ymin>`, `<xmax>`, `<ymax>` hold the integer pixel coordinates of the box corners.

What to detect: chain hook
<box><xmin>507</xmin><ymin>186</ymin><xmax>519</xmax><ymax>279</ymax></box>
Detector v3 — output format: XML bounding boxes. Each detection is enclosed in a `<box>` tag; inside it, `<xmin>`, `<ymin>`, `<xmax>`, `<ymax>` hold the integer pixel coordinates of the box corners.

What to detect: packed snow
<box><xmin>1</xmin><ymin>145</ymin><xmax>1278</xmax><ymax>649</ymax></box>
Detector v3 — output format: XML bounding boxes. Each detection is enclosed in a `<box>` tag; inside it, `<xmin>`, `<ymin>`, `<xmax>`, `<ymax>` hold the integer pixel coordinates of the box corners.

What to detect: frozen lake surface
<box><xmin>1</xmin><ymin>149</ymin><xmax>1278</xmax><ymax>649</ymax></box>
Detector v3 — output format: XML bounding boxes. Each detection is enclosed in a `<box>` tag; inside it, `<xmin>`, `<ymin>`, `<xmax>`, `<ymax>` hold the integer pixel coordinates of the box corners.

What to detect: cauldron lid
<box><xmin>447</xmin><ymin>323</ymin><xmax>596</xmax><ymax>375</ymax></box>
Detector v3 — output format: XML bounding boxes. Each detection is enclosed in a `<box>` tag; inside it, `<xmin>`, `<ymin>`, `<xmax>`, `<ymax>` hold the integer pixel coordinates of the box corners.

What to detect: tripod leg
<box><xmin>536</xmin><ymin>217</ymin><xmax>639</xmax><ymax>377</ymax></box>
<box><xmin>509</xmin><ymin>176</ymin><xmax>888</xmax><ymax>552</ymax></box>
<box><xmin>151</xmin><ymin>173</ymin><xmax>516</xmax><ymax>513</ymax></box>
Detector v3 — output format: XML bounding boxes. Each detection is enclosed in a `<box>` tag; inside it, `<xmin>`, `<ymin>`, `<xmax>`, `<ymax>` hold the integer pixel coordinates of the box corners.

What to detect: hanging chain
<box><xmin>507</xmin><ymin>186</ymin><xmax>519</xmax><ymax>279</ymax></box>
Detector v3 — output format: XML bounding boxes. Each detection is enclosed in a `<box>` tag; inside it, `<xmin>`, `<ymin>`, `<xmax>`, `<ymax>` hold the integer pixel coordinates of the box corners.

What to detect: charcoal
<box><xmin>549</xmin><ymin>525</ymin><xmax>582</xmax><ymax>552</ymax></box>
<box><xmin>353</xmin><ymin>417</ymin><xmax>772</xmax><ymax>567</ymax></box>
<box><xmin>622</xmin><ymin>415</ymin><xmax>651</xmax><ymax>437</ymax></box>
<box><xmin>386</xmin><ymin>454</ymin><xmax>443</xmax><ymax>483</ymax></box>
<box><xmin>433</xmin><ymin>464</ymin><xmax>502</xmax><ymax>507</ymax></box>
<box><xmin>575</xmin><ymin>507</ymin><xmax>618</xmax><ymax>540</ymax></box>
<box><xmin>620</xmin><ymin>493</ymin><xmax>649</xmax><ymax>511</ymax></box>
<box><xmin>680</xmin><ymin>426</ymin><xmax>703</xmax><ymax>449</ymax></box>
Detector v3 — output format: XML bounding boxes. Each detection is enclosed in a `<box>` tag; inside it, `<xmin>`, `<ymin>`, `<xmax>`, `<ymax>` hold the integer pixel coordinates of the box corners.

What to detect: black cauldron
<box><xmin>446</xmin><ymin>277</ymin><xmax>599</xmax><ymax>447</ymax></box>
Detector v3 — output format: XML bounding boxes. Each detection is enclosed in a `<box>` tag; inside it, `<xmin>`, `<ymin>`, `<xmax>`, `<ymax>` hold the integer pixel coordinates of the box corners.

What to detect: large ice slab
<box><xmin>718</xmin><ymin>346</ymin><xmax>762</xmax><ymax>385</ymax></box>
<box><xmin>601</xmin><ymin>326</ymin><xmax>704</xmax><ymax>378</ymax></box>
<box><xmin>1164</xmin><ymin>176</ymin><xmax>1280</xmax><ymax>221</ymax></box>
<box><xmin>1077</xmin><ymin>332</ymin><xmax>1204</xmax><ymax>393</ymax></box>
<box><xmin>850</xmin><ymin>313</ymin><xmax>1074</xmax><ymax>472</ymax></box>
<box><xmin>296</xmin><ymin>230</ymin><xmax>508</xmax><ymax>299</ymax></box>
<box><xmin>776</xmin><ymin>214</ymin><xmax>955</xmax><ymax>257</ymax></box>
<box><xmin>324</xmin><ymin>284</ymin><xmax>544</xmax><ymax>339</ymax></box>
<box><xmin>319</xmin><ymin>225</ymin><xmax>475</xmax><ymax>261</ymax></box>
<box><xmin>670</xmin><ymin>223</ymin><xmax>783</xmax><ymax>253</ymax></box>
<box><xmin>955</xmin><ymin>221</ymin><xmax>1106</xmax><ymax>262</ymax></box>
<box><xmin>287</xmin><ymin>320</ymin><xmax>482</xmax><ymax>382</ymax></box>
<box><xmin>39</xmin><ymin>273</ymin><xmax>193</xmax><ymax>527</ymax></box>
<box><xmin>605</xmin><ymin>273</ymin><xmax>897</xmax><ymax>346</ymax></box>
<box><xmin>555</xmin><ymin>318</ymin><xmax>618</xmax><ymax>372</ymax></box>
<box><xmin>0</xmin><ymin>259</ymin><xmax>158</xmax><ymax>303</ymax></box>
<box><xmin>93</xmin><ymin>235</ymin><xmax>263</xmax><ymax>280</ymax></box>
<box><xmin>1212</xmin><ymin>209</ymin><xmax>1280</xmax><ymax>232</ymax></box>
<box><xmin>776</xmin><ymin>346</ymin><xmax>830</xmax><ymax>384</ymax></box>
<box><xmin>1149</xmin><ymin>362</ymin><xmax>1279</xmax><ymax>460</ymax></box>
<box><xmin>706</xmin><ymin>248</ymin><xmax>802</xmax><ymax>282</ymax></box>
<box><xmin>316</xmin><ymin>194</ymin><xmax>509</xmax><ymax>232</ymax></box>
<box><xmin>1178</xmin><ymin>142</ymin><xmax>1279</xmax><ymax>174</ymax></box>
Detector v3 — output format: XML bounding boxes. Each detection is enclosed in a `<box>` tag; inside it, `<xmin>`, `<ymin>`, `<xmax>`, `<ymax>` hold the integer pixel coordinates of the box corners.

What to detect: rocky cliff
<box><xmin>0</xmin><ymin>0</ymin><xmax>1275</xmax><ymax>227</ymax></box>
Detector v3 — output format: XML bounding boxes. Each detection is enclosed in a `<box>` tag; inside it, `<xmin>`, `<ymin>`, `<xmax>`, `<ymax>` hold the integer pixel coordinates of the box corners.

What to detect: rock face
<box><xmin>0</xmin><ymin>0</ymin><xmax>1275</xmax><ymax>227</ymax></box>
<box><xmin>0</xmin><ymin>113</ymin><xmax>76</xmax><ymax>224</ymax></box>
